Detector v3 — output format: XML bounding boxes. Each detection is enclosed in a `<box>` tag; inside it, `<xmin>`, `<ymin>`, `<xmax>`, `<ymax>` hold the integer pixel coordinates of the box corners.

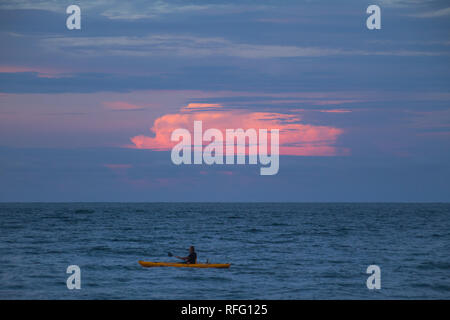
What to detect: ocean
<box><xmin>0</xmin><ymin>203</ymin><xmax>449</xmax><ymax>299</ymax></box>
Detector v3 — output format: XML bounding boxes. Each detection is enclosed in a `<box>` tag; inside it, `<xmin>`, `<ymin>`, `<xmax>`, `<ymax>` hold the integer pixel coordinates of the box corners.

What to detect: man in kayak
<box><xmin>175</xmin><ymin>246</ymin><xmax>197</xmax><ymax>264</ymax></box>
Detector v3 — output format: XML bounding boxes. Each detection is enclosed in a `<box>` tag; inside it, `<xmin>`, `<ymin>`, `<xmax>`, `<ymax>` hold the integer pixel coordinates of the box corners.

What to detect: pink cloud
<box><xmin>319</xmin><ymin>109</ymin><xmax>352</xmax><ymax>113</ymax></box>
<box><xmin>242</xmin><ymin>99</ymin><xmax>362</xmax><ymax>106</ymax></box>
<box><xmin>0</xmin><ymin>65</ymin><xmax>65</xmax><ymax>78</ymax></box>
<box><xmin>181</xmin><ymin>103</ymin><xmax>223</xmax><ymax>111</ymax></box>
<box><xmin>130</xmin><ymin>103</ymin><xmax>345</xmax><ymax>156</ymax></box>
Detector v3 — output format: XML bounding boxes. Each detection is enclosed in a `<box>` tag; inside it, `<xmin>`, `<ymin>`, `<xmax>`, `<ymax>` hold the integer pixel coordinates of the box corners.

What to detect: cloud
<box><xmin>378</xmin><ymin>1</ymin><xmax>450</xmax><ymax>18</ymax></box>
<box><xmin>0</xmin><ymin>0</ymin><xmax>66</xmax><ymax>12</ymax></box>
<box><xmin>181</xmin><ymin>103</ymin><xmax>223</xmax><ymax>111</ymax></box>
<box><xmin>41</xmin><ymin>34</ymin><xmax>450</xmax><ymax>59</ymax></box>
<box><xmin>103</xmin><ymin>101</ymin><xmax>146</xmax><ymax>110</ymax></box>
<box><xmin>130</xmin><ymin>103</ymin><xmax>345</xmax><ymax>156</ymax></box>
<box><xmin>41</xmin><ymin>34</ymin><xmax>344</xmax><ymax>58</ymax></box>
<box><xmin>0</xmin><ymin>0</ymin><xmax>262</xmax><ymax>20</ymax></box>
<box><xmin>100</xmin><ymin>1</ymin><xmax>233</xmax><ymax>20</ymax></box>
<box><xmin>319</xmin><ymin>109</ymin><xmax>352</xmax><ymax>113</ymax></box>
<box><xmin>0</xmin><ymin>65</ymin><xmax>65</xmax><ymax>78</ymax></box>
<box><xmin>378</xmin><ymin>0</ymin><xmax>436</xmax><ymax>7</ymax></box>
<box><xmin>409</xmin><ymin>7</ymin><xmax>450</xmax><ymax>18</ymax></box>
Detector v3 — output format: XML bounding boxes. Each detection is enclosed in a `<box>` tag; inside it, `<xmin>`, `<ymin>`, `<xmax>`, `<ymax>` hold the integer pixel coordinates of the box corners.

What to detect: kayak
<box><xmin>138</xmin><ymin>260</ymin><xmax>231</xmax><ymax>269</ymax></box>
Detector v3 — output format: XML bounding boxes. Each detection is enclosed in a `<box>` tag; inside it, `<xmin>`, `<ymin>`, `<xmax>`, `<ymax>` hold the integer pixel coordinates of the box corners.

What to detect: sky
<box><xmin>0</xmin><ymin>0</ymin><xmax>449</xmax><ymax>201</ymax></box>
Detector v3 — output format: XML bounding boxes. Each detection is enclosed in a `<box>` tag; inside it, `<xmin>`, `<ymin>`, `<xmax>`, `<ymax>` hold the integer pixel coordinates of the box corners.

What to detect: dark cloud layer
<box><xmin>0</xmin><ymin>0</ymin><xmax>449</xmax><ymax>201</ymax></box>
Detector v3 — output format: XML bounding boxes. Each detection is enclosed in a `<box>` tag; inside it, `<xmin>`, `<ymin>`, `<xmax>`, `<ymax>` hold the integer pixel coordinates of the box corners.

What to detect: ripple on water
<box><xmin>0</xmin><ymin>203</ymin><xmax>449</xmax><ymax>299</ymax></box>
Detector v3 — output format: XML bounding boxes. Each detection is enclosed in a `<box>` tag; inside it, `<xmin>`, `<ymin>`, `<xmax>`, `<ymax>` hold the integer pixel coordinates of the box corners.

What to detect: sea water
<box><xmin>0</xmin><ymin>203</ymin><xmax>449</xmax><ymax>299</ymax></box>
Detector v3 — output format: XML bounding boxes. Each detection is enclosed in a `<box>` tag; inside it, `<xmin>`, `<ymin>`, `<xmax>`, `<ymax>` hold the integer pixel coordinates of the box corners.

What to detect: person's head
<box><xmin>189</xmin><ymin>246</ymin><xmax>195</xmax><ymax>253</ymax></box>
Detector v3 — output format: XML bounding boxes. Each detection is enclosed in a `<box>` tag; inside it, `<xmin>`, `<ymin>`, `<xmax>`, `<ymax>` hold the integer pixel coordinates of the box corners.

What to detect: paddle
<box><xmin>169</xmin><ymin>251</ymin><xmax>207</xmax><ymax>264</ymax></box>
<box><xmin>168</xmin><ymin>252</ymin><xmax>184</xmax><ymax>262</ymax></box>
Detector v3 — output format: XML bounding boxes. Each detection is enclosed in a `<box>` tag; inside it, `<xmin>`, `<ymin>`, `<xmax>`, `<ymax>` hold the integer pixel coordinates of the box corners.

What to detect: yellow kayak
<box><xmin>138</xmin><ymin>260</ymin><xmax>231</xmax><ymax>269</ymax></box>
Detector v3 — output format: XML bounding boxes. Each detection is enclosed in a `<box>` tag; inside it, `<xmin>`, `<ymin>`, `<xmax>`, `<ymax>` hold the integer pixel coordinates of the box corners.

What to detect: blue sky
<box><xmin>0</xmin><ymin>0</ymin><xmax>449</xmax><ymax>201</ymax></box>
